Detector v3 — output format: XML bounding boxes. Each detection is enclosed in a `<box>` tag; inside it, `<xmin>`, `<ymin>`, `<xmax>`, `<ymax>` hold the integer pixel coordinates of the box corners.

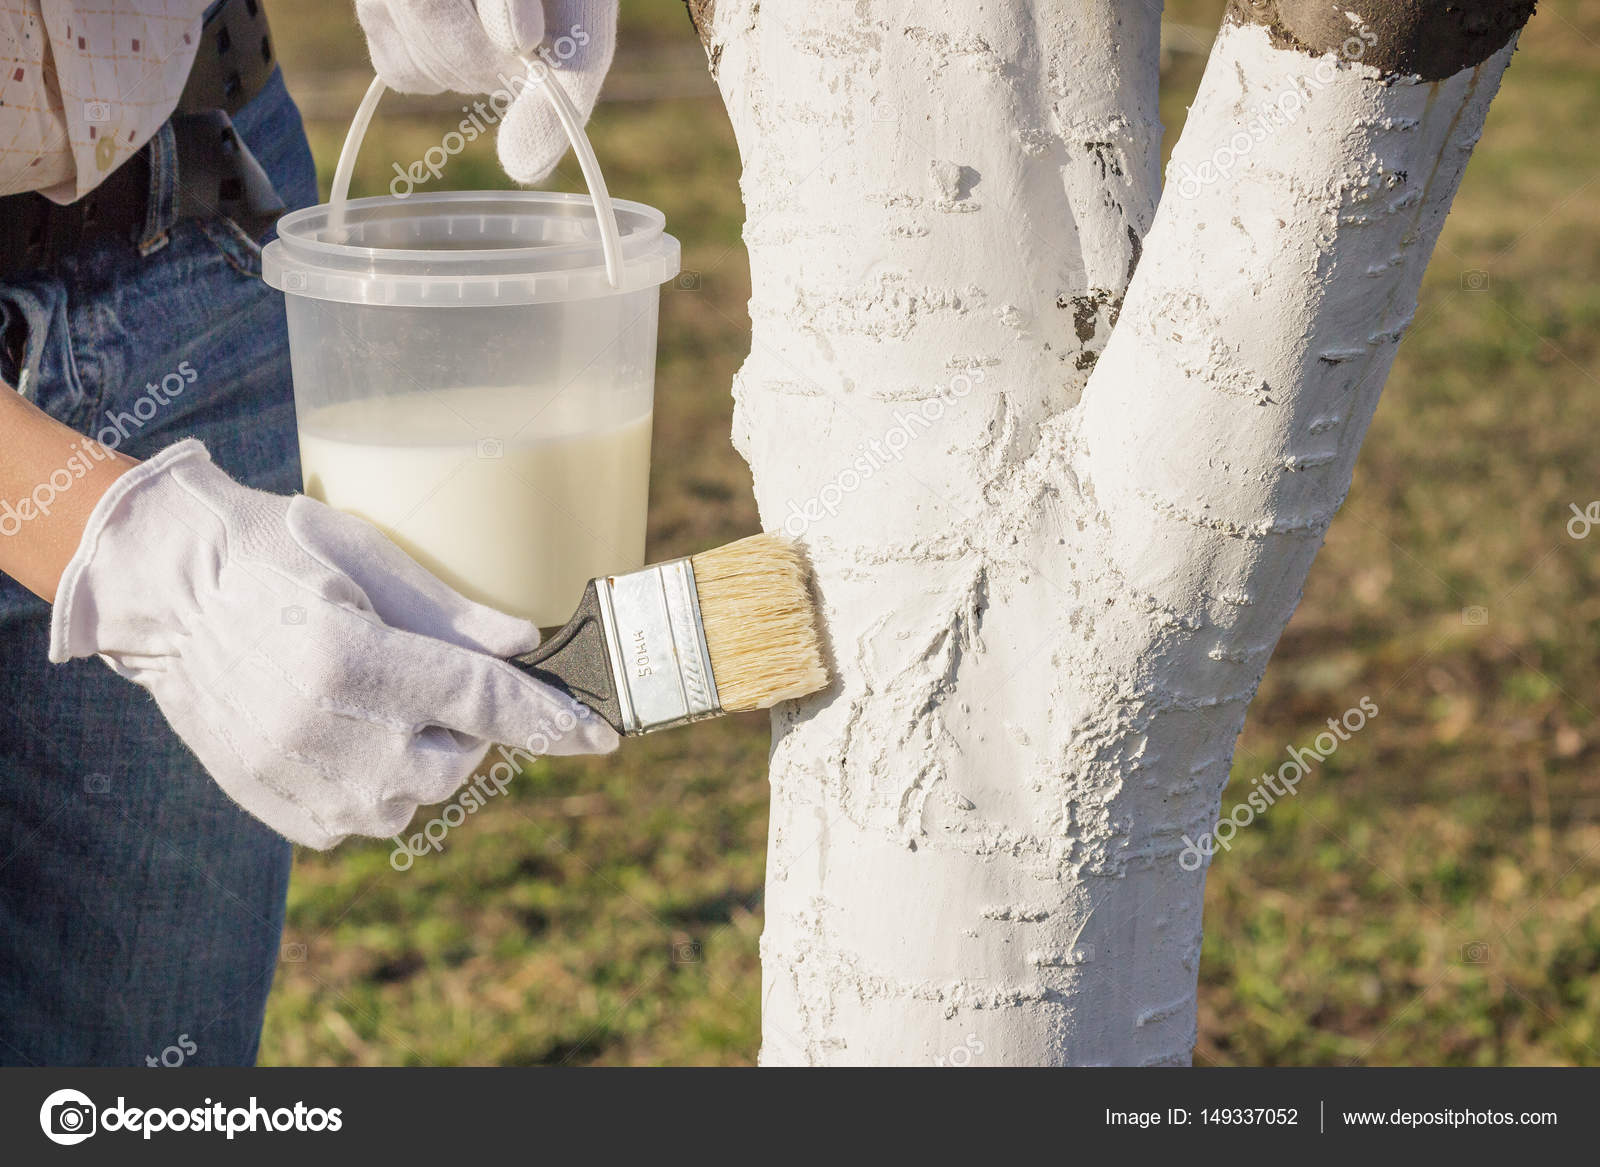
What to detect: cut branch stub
<box><xmin>1227</xmin><ymin>0</ymin><xmax>1536</xmax><ymax>80</ymax></box>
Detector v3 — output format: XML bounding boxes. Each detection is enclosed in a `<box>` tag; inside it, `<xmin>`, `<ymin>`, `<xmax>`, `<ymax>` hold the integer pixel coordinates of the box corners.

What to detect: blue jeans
<box><xmin>0</xmin><ymin>70</ymin><xmax>317</xmax><ymax>1066</ymax></box>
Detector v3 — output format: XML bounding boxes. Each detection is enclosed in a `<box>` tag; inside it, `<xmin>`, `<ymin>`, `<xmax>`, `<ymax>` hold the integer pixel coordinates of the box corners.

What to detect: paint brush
<box><xmin>510</xmin><ymin>533</ymin><xmax>829</xmax><ymax>734</ymax></box>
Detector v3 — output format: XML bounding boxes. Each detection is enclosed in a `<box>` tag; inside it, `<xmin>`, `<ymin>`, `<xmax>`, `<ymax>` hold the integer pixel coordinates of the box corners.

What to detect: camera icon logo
<box><xmin>672</xmin><ymin>938</ymin><xmax>702</xmax><ymax>964</ymax></box>
<box><xmin>1461</xmin><ymin>605</ymin><xmax>1489</xmax><ymax>626</ymax></box>
<box><xmin>83</xmin><ymin>773</ymin><xmax>111</xmax><ymax>795</ymax></box>
<box><xmin>674</xmin><ymin>270</ymin><xmax>702</xmax><ymax>291</ymax></box>
<box><xmin>39</xmin><ymin>1088</ymin><xmax>97</xmax><ymax>1145</ymax></box>
<box><xmin>1460</xmin><ymin>269</ymin><xmax>1491</xmax><ymax>291</ymax></box>
<box><xmin>476</xmin><ymin>437</ymin><xmax>504</xmax><ymax>460</ymax></box>
<box><xmin>282</xmin><ymin>605</ymin><xmax>307</xmax><ymax>626</ymax></box>
<box><xmin>83</xmin><ymin>100</ymin><xmax>112</xmax><ymax>123</ymax></box>
<box><xmin>281</xmin><ymin>941</ymin><xmax>308</xmax><ymax>963</ymax></box>
<box><xmin>1461</xmin><ymin>940</ymin><xmax>1491</xmax><ymax>964</ymax></box>
<box><xmin>282</xmin><ymin>270</ymin><xmax>308</xmax><ymax>291</ymax></box>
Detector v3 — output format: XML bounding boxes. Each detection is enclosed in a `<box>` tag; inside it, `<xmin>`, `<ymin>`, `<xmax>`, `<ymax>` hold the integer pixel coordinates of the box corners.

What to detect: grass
<box><xmin>258</xmin><ymin>0</ymin><xmax>1600</xmax><ymax>1065</ymax></box>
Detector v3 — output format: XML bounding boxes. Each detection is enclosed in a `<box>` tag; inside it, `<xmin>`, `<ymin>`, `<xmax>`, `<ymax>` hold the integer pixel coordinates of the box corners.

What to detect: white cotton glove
<box><xmin>355</xmin><ymin>0</ymin><xmax>619</xmax><ymax>183</ymax></box>
<box><xmin>49</xmin><ymin>439</ymin><xmax>618</xmax><ymax>850</ymax></box>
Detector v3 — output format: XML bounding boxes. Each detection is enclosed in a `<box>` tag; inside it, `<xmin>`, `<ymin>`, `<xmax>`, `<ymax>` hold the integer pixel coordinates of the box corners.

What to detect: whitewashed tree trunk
<box><xmin>687</xmin><ymin>0</ymin><xmax>1531</xmax><ymax>1065</ymax></box>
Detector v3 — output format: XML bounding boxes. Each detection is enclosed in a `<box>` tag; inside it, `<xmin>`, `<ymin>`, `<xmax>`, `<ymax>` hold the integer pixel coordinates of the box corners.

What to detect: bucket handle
<box><xmin>327</xmin><ymin>60</ymin><xmax>625</xmax><ymax>290</ymax></box>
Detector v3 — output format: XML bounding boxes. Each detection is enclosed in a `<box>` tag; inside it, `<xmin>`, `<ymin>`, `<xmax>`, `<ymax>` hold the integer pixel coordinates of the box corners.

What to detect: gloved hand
<box><xmin>49</xmin><ymin>439</ymin><xmax>618</xmax><ymax>849</ymax></box>
<box><xmin>355</xmin><ymin>0</ymin><xmax>619</xmax><ymax>183</ymax></box>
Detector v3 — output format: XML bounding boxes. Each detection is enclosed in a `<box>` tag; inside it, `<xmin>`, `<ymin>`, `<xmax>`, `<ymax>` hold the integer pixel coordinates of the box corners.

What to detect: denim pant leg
<box><xmin>0</xmin><ymin>69</ymin><xmax>318</xmax><ymax>1067</ymax></box>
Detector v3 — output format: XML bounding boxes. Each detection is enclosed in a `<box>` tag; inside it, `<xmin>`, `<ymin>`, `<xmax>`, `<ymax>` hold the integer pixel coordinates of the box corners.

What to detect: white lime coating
<box><xmin>698</xmin><ymin>3</ymin><xmax>1517</xmax><ymax>1064</ymax></box>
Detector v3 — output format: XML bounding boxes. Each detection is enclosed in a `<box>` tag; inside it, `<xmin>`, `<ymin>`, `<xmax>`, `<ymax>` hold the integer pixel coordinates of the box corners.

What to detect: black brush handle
<box><xmin>509</xmin><ymin>581</ymin><xmax>626</xmax><ymax>734</ymax></box>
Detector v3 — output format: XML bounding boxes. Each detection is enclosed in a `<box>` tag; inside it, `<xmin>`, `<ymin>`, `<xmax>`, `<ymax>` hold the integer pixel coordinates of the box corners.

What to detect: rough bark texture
<box><xmin>683</xmin><ymin>0</ymin><xmax>715</xmax><ymax>53</ymax></box>
<box><xmin>695</xmin><ymin>0</ymin><xmax>1529</xmax><ymax>1064</ymax></box>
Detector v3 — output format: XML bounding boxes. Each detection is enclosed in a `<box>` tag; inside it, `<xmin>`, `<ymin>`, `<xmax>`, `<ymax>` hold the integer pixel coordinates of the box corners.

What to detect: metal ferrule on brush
<box><xmin>512</xmin><ymin>562</ymin><xmax>722</xmax><ymax>736</ymax></box>
<box><xmin>511</xmin><ymin>532</ymin><xmax>827</xmax><ymax>736</ymax></box>
<box><xmin>593</xmin><ymin>559</ymin><xmax>722</xmax><ymax>733</ymax></box>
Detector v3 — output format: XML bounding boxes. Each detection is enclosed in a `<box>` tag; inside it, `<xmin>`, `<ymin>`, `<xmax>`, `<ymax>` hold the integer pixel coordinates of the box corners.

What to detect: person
<box><xmin>0</xmin><ymin>0</ymin><xmax>620</xmax><ymax>1067</ymax></box>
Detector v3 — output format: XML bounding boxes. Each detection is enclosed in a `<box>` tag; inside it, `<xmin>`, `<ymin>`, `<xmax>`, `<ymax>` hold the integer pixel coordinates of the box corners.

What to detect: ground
<box><xmin>256</xmin><ymin>0</ymin><xmax>1600</xmax><ymax>1066</ymax></box>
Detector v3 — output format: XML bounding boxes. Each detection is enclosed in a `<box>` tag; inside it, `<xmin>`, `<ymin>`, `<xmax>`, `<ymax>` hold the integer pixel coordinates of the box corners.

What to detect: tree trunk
<box><xmin>688</xmin><ymin>0</ymin><xmax>1533</xmax><ymax>1065</ymax></box>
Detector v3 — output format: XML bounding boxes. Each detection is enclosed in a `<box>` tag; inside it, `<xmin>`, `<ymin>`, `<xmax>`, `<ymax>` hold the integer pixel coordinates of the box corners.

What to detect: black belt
<box><xmin>0</xmin><ymin>0</ymin><xmax>284</xmax><ymax>276</ymax></box>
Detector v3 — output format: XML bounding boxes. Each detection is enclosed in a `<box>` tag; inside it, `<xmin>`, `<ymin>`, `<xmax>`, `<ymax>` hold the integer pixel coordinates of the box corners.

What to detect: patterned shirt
<box><xmin>0</xmin><ymin>1</ymin><xmax>207</xmax><ymax>203</ymax></box>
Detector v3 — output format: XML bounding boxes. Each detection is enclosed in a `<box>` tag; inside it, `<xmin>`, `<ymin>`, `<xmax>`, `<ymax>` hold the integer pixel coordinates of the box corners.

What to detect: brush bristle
<box><xmin>690</xmin><ymin>533</ymin><xmax>829</xmax><ymax>712</ymax></box>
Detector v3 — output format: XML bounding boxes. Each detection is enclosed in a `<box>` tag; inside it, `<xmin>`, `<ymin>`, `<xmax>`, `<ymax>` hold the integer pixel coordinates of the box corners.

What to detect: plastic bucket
<box><xmin>262</xmin><ymin>73</ymin><xmax>680</xmax><ymax>627</ymax></box>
